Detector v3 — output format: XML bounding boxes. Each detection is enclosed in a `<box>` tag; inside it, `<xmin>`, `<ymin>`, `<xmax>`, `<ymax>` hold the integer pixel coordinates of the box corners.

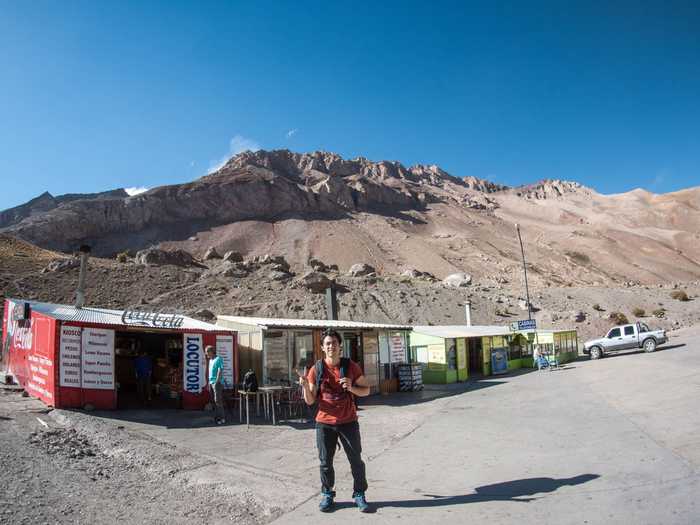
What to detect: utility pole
<box><xmin>515</xmin><ymin>224</ymin><xmax>532</xmax><ymax>320</ymax></box>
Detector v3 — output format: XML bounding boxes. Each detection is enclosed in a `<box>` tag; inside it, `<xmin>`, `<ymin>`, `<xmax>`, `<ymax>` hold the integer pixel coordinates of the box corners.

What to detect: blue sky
<box><xmin>1</xmin><ymin>1</ymin><xmax>698</xmax><ymax>210</ymax></box>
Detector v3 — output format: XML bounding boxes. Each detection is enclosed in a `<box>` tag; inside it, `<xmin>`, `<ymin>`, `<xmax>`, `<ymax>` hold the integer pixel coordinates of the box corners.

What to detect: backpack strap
<box><xmin>339</xmin><ymin>357</ymin><xmax>358</xmax><ymax>407</ymax></box>
<box><xmin>339</xmin><ymin>357</ymin><xmax>350</xmax><ymax>379</ymax></box>
<box><xmin>314</xmin><ymin>359</ymin><xmax>324</xmax><ymax>397</ymax></box>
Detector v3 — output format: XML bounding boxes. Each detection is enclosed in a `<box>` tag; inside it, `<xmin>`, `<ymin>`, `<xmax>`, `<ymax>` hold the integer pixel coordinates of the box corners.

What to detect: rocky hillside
<box><xmin>2</xmin><ymin>150</ymin><xmax>700</xmax><ymax>288</ymax></box>
<box><xmin>2</xmin><ymin>234</ymin><xmax>699</xmax><ymax>343</ymax></box>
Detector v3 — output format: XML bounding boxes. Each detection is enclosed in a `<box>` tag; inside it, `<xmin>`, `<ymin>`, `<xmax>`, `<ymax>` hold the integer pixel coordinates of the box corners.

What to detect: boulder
<box><xmin>574</xmin><ymin>311</ymin><xmax>586</xmax><ymax>323</ymax></box>
<box><xmin>253</xmin><ymin>254</ymin><xmax>289</xmax><ymax>270</ymax></box>
<box><xmin>298</xmin><ymin>271</ymin><xmax>333</xmax><ymax>293</ymax></box>
<box><xmin>223</xmin><ymin>266</ymin><xmax>249</xmax><ymax>278</ymax></box>
<box><xmin>348</xmin><ymin>263</ymin><xmax>376</xmax><ymax>277</ymax></box>
<box><xmin>194</xmin><ymin>309</ymin><xmax>216</xmax><ymax>321</ymax></box>
<box><xmin>308</xmin><ymin>258</ymin><xmax>330</xmax><ymax>272</ymax></box>
<box><xmin>401</xmin><ymin>268</ymin><xmax>422</xmax><ymax>279</ymax></box>
<box><xmin>42</xmin><ymin>258</ymin><xmax>81</xmax><ymax>273</ymax></box>
<box><xmin>203</xmin><ymin>247</ymin><xmax>221</xmax><ymax>260</ymax></box>
<box><xmin>222</xmin><ymin>251</ymin><xmax>244</xmax><ymax>263</ymax></box>
<box><xmin>442</xmin><ymin>272</ymin><xmax>472</xmax><ymax>287</ymax></box>
<box><xmin>135</xmin><ymin>248</ymin><xmax>196</xmax><ymax>267</ymax></box>
<box><xmin>268</xmin><ymin>270</ymin><xmax>292</xmax><ymax>281</ymax></box>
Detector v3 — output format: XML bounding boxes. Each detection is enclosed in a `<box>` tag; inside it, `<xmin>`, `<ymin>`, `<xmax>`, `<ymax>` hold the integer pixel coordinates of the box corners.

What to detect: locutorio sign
<box><xmin>183</xmin><ymin>333</ymin><xmax>206</xmax><ymax>394</ymax></box>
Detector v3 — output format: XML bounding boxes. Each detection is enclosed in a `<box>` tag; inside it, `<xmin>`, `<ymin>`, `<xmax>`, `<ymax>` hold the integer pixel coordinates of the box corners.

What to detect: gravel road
<box><xmin>0</xmin><ymin>389</ymin><xmax>274</xmax><ymax>525</ymax></box>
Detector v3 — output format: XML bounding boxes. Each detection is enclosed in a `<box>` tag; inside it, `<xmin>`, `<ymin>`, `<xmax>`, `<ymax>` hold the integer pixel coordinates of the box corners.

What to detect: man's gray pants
<box><xmin>210</xmin><ymin>382</ymin><xmax>225</xmax><ymax>422</ymax></box>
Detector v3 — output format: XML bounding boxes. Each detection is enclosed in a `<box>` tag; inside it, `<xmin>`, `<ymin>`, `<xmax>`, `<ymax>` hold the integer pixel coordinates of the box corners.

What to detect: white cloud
<box><xmin>286</xmin><ymin>128</ymin><xmax>298</xmax><ymax>139</ymax></box>
<box><xmin>651</xmin><ymin>168</ymin><xmax>669</xmax><ymax>190</ymax></box>
<box><xmin>125</xmin><ymin>186</ymin><xmax>149</xmax><ymax>196</ymax></box>
<box><xmin>208</xmin><ymin>134</ymin><xmax>261</xmax><ymax>174</ymax></box>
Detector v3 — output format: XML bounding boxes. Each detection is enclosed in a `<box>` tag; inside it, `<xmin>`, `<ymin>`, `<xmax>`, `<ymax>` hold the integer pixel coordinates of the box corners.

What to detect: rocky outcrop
<box><xmin>135</xmin><ymin>248</ymin><xmax>197</xmax><ymax>267</ymax></box>
<box><xmin>443</xmin><ymin>273</ymin><xmax>472</xmax><ymax>287</ymax></box>
<box><xmin>0</xmin><ymin>189</ymin><xmax>128</xmax><ymax>229</ymax></box>
<box><xmin>222</xmin><ymin>251</ymin><xmax>243</xmax><ymax>263</ymax></box>
<box><xmin>348</xmin><ymin>263</ymin><xmax>376</xmax><ymax>277</ymax></box>
<box><xmin>297</xmin><ymin>271</ymin><xmax>333</xmax><ymax>293</ymax></box>
<box><xmin>203</xmin><ymin>247</ymin><xmax>221</xmax><ymax>260</ymax></box>
<box><xmin>41</xmin><ymin>258</ymin><xmax>81</xmax><ymax>273</ymax></box>
<box><xmin>513</xmin><ymin>179</ymin><xmax>591</xmax><ymax>200</ymax></box>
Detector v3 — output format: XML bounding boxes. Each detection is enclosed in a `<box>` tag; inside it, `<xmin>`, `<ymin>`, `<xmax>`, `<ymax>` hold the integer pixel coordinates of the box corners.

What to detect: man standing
<box><xmin>206</xmin><ymin>345</ymin><xmax>225</xmax><ymax>425</ymax></box>
<box><xmin>134</xmin><ymin>350</ymin><xmax>152</xmax><ymax>406</ymax></box>
<box><xmin>298</xmin><ymin>330</ymin><xmax>371</xmax><ymax>513</ymax></box>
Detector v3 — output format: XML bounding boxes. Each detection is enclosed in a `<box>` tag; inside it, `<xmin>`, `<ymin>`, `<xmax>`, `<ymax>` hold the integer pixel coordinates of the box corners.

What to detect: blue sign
<box><xmin>516</xmin><ymin>319</ymin><xmax>537</xmax><ymax>331</ymax></box>
<box><xmin>491</xmin><ymin>348</ymin><xmax>508</xmax><ymax>375</ymax></box>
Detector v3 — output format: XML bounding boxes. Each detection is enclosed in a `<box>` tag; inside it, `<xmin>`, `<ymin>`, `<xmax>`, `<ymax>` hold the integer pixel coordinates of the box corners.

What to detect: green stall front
<box><xmin>410</xmin><ymin>326</ymin><xmax>579</xmax><ymax>384</ymax></box>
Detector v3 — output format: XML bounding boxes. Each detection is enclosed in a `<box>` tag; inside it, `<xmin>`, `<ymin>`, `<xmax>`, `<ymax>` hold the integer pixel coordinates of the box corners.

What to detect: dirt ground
<box><xmin>0</xmin><ymin>388</ymin><xmax>273</xmax><ymax>525</ymax></box>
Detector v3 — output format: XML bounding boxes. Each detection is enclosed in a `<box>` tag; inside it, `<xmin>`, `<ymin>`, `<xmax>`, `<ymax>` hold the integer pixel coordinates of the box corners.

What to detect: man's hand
<box><xmin>339</xmin><ymin>377</ymin><xmax>352</xmax><ymax>391</ymax></box>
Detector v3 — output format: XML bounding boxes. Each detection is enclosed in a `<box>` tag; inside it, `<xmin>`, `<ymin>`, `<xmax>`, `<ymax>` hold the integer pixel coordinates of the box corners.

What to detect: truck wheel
<box><xmin>590</xmin><ymin>346</ymin><xmax>603</xmax><ymax>360</ymax></box>
<box><xmin>643</xmin><ymin>338</ymin><xmax>657</xmax><ymax>353</ymax></box>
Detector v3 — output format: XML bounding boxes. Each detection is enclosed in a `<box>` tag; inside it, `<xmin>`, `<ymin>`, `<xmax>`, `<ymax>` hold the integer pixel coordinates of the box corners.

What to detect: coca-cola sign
<box><xmin>120</xmin><ymin>310</ymin><xmax>185</xmax><ymax>329</ymax></box>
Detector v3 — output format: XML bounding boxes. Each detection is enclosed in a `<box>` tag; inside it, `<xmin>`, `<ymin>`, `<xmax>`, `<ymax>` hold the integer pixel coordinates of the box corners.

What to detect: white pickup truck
<box><xmin>583</xmin><ymin>322</ymin><xmax>668</xmax><ymax>359</ymax></box>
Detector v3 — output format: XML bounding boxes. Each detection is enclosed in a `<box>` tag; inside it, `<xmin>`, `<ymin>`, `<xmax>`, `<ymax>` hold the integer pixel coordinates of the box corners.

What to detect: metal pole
<box><xmin>75</xmin><ymin>245</ymin><xmax>91</xmax><ymax>309</ymax></box>
<box><xmin>515</xmin><ymin>224</ymin><xmax>532</xmax><ymax>321</ymax></box>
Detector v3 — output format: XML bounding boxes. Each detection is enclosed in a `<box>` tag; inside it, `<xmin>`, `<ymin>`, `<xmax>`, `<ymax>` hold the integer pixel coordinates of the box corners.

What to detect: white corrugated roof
<box><xmin>10</xmin><ymin>299</ymin><xmax>225</xmax><ymax>332</ymax></box>
<box><xmin>412</xmin><ymin>325</ymin><xmax>512</xmax><ymax>339</ymax></box>
<box><xmin>217</xmin><ymin>315</ymin><xmax>410</xmax><ymax>331</ymax></box>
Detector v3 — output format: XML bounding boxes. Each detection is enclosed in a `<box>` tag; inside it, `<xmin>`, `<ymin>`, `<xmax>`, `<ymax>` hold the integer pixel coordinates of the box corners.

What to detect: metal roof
<box><xmin>411</xmin><ymin>325</ymin><xmax>513</xmax><ymax>339</ymax></box>
<box><xmin>9</xmin><ymin>299</ymin><xmax>225</xmax><ymax>332</ymax></box>
<box><xmin>217</xmin><ymin>315</ymin><xmax>410</xmax><ymax>331</ymax></box>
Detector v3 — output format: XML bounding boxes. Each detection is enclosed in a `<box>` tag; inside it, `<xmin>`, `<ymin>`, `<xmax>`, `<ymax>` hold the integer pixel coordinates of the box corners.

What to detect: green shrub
<box><xmin>632</xmin><ymin>307</ymin><xmax>645</xmax><ymax>317</ymax></box>
<box><xmin>670</xmin><ymin>290</ymin><xmax>690</xmax><ymax>301</ymax></box>
<box><xmin>652</xmin><ymin>308</ymin><xmax>666</xmax><ymax>318</ymax></box>
<box><xmin>609</xmin><ymin>311</ymin><xmax>629</xmax><ymax>325</ymax></box>
<box><xmin>592</xmin><ymin>304</ymin><xmax>604</xmax><ymax>311</ymax></box>
<box><xmin>116</xmin><ymin>251</ymin><xmax>130</xmax><ymax>263</ymax></box>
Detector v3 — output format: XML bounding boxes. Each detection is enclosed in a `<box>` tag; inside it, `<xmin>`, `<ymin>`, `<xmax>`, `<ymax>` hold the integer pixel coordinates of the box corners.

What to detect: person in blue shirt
<box><xmin>134</xmin><ymin>350</ymin><xmax>153</xmax><ymax>406</ymax></box>
<box><xmin>206</xmin><ymin>345</ymin><xmax>225</xmax><ymax>424</ymax></box>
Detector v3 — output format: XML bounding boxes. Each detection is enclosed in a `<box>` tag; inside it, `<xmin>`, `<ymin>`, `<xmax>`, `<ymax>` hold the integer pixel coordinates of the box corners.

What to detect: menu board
<box><xmin>81</xmin><ymin>328</ymin><xmax>115</xmax><ymax>390</ymax></box>
<box><xmin>59</xmin><ymin>326</ymin><xmax>82</xmax><ymax>387</ymax></box>
<box><xmin>216</xmin><ymin>335</ymin><xmax>235</xmax><ymax>389</ymax></box>
<box><xmin>389</xmin><ymin>333</ymin><xmax>406</xmax><ymax>362</ymax></box>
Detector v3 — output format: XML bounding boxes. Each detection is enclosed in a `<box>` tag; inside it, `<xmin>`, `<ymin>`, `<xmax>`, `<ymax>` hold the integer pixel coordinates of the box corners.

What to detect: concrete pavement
<box><xmin>74</xmin><ymin>327</ymin><xmax>700</xmax><ymax>524</ymax></box>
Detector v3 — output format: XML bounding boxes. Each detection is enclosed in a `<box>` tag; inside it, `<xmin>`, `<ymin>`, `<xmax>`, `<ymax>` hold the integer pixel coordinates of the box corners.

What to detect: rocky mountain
<box><xmin>1</xmin><ymin>150</ymin><xmax>700</xmax><ymax>288</ymax></box>
<box><xmin>0</xmin><ymin>189</ymin><xmax>128</xmax><ymax>229</ymax></box>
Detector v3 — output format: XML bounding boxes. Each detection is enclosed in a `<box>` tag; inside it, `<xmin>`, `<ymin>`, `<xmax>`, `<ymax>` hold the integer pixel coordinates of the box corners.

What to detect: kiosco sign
<box><xmin>183</xmin><ymin>333</ymin><xmax>206</xmax><ymax>394</ymax></box>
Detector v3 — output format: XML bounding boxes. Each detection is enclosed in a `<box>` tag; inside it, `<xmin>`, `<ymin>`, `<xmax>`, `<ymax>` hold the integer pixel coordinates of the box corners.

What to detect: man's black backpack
<box><xmin>314</xmin><ymin>357</ymin><xmax>358</xmax><ymax>408</ymax></box>
<box><xmin>242</xmin><ymin>369</ymin><xmax>258</xmax><ymax>392</ymax></box>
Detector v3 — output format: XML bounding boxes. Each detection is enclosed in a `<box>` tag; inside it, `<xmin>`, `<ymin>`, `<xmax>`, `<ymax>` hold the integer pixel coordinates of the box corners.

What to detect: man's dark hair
<box><xmin>205</xmin><ymin>345</ymin><xmax>216</xmax><ymax>355</ymax></box>
<box><xmin>322</xmin><ymin>329</ymin><xmax>342</xmax><ymax>345</ymax></box>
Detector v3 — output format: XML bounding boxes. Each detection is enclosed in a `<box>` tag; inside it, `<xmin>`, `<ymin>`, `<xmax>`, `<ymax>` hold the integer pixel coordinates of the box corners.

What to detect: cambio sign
<box><xmin>183</xmin><ymin>334</ymin><xmax>205</xmax><ymax>394</ymax></box>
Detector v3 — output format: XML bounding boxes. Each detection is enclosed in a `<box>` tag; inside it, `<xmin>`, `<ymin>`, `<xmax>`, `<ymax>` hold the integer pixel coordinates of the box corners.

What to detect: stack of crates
<box><xmin>397</xmin><ymin>363</ymin><xmax>423</xmax><ymax>392</ymax></box>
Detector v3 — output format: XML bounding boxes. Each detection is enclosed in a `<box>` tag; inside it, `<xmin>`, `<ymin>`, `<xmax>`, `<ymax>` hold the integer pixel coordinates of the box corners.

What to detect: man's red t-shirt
<box><xmin>307</xmin><ymin>359</ymin><xmax>363</xmax><ymax>425</ymax></box>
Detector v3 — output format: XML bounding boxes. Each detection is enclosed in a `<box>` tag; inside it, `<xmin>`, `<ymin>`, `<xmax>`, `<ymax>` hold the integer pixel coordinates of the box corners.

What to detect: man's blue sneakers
<box><xmin>353</xmin><ymin>492</ymin><xmax>369</xmax><ymax>513</ymax></box>
<box><xmin>319</xmin><ymin>491</ymin><xmax>335</xmax><ymax>512</ymax></box>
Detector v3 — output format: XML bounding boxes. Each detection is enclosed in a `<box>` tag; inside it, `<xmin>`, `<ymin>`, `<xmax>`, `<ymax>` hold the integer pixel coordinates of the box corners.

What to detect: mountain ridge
<box><xmin>1</xmin><ymin>149</ymin><xmax>699</xmax><ymax>286</ymax></box>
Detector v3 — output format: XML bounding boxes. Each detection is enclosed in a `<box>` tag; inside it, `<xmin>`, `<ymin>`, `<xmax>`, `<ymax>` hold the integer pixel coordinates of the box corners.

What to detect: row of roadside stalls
<box><xmin>1</xmin><ymin>299</ymin><xmax>238</xmax><ymax>410</ymax></box>
<box><xmin>215</xmin><ymin>316</ymin><xmax>412</xmax><ymax>394</ymax></box>
<box><xmin>410</xmin><ymin>324</ymin><xmax>579</xmax><ymax>384</ymax></box>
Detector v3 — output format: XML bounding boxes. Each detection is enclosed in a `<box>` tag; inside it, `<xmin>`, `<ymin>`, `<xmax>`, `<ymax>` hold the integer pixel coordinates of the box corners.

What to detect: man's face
<box><xmin>322</xmin><ymin>336</ymin><xmax>341</xmax><ymax>361</ymax></box>
<box><xmin>206</xmin><ymin>351</ymin><xmax>215</xmax><ymax>360</ymax></box>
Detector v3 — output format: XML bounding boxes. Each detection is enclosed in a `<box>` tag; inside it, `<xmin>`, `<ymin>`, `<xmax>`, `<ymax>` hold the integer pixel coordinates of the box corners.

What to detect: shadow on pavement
<box><xmin>363</xmin><ymin>474</ymin><xmax>600</xmax><ymax>511</ymax></box>
<box><xmin>361</xmin><ymin>379</ymin><xmax>507</xmax><ymax>408</ymax></box>
<box><xmin>596</xmin><ymin>343</ymin><xmax>687</xmax><ymax>360</ymax></box>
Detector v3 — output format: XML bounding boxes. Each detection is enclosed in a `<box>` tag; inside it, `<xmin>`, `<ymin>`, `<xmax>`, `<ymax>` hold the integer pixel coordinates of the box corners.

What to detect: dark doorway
<box><xmin>468</xmin><ymin>338</ymin><xmax>483</xmax><ymax>376</ymax></box>
<box><xmin>342</xmin><ymin>332</ymin><xmax>363</xmax><ymax>371</ymax></box>
<box><xmin>114</xmin><ymin>331</ymin><xmax>183</xmax><ymax>409</ymax></box>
